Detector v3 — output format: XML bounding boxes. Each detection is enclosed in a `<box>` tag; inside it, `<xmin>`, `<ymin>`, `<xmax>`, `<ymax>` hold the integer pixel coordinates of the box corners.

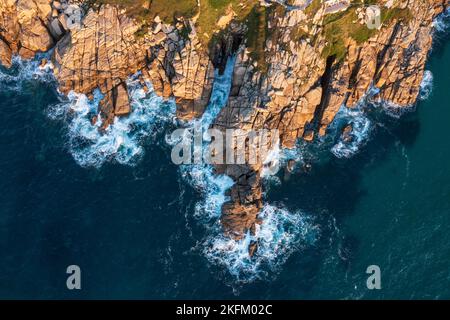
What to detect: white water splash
<box><xmin>330</xmin><ymin>105</ymin><xmax>372</xmax><ymax>159</ymax></box>
<box><xmin>0</xmin><ymin>55</ymin><xmax>54</xmax><ymax>90</ymax></box>
<box><xmin>433</xmin><ymin>7</ymin><xmax>450</xmax><ymax>33</ymax></box>
<box><xmin>47</xmin><ymin>74</ymin><xmax>176</xmax><ymax>168</ymax></box>
<box><xmin>204</xmin><ymin>204</ymin><xmax>318</xmax><ymax>282</ymax></box>
<box><xmin>419</xmin><ymin>70</ymin><xmax>434</xmax><ymax>101</ymax></box>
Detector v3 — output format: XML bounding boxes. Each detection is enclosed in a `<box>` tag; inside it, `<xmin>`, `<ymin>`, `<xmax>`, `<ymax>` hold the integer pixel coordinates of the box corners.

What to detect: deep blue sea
<box><xmin>1</xmin><ymin>15</ymin><xmax>450</xmax><ymax>299</ymax></box>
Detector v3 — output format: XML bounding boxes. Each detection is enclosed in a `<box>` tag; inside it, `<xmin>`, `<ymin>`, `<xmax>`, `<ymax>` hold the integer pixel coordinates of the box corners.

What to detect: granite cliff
<box><xmin>0</xmin><ymin>0</ymin><xmax>448</xmax><ymax>255</ymax></box>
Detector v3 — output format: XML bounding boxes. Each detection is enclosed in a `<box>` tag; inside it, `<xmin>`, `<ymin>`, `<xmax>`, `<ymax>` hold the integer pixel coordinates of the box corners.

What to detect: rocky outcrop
<box><xmin>52</xmin><ymin>5</ymin><xmax>148</xmax><ymax>127</ymax></box>
<box><xmin>158</xmin><ymin>24</ymin><xmax>215</xmax><ymax>120</ymax></box>
<box><xmin>212</xmin><ymin>0</ymin><xmax>448</xmax><ymax>247</ymax></box>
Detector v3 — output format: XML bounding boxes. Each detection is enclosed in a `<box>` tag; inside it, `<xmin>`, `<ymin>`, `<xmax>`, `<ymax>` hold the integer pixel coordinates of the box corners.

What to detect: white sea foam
<box><xmin>378</xmin><ymin>99</ymin><xmax>416</xmax><ymax>119</ymax></box>
<box><xmin>47</xmin><ymin>74</ymin><xmax>176</xmax><ymax>168</ymax></box>
<box><xmin>0</xmin><ymin>55</ymin><xmax>54</xmax><ymax>90</ymax></box>
<box><xmin>433</xmin><ymin>7</ymin><xmax>450</xmax><ymax>34</ymax></box>
<box><xmin>261</xmin><ymin>143</ymin><xmax>282</xmax><ymax>179</ymax></box>
<box><xmin>419</xmin><ymin>70</ymin><xmax>434</xmax><ymax>101</ymax></box>
<box><xmin>204</xmin><ymin>203</ymin><xmax>318</xmax><ymax>282</ymax></box>
<box><xmin>330</xmin><ymin>105</ymin><xmax>372</xmax><ymax>159</ymax></box>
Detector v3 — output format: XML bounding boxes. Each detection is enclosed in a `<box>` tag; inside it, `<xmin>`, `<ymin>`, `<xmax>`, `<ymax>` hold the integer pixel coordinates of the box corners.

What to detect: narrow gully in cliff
<box><xmin>200</xmin><ymin>55</ymin><xmax>237</xmax><ymax>129</ymax></box>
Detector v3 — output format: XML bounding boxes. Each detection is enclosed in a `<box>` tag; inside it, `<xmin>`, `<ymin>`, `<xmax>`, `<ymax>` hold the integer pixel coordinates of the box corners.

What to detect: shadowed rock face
<box><xmin>0</xmin><ymin>0</ymin><xmax>448</xmax><ymax>255</ymax></box>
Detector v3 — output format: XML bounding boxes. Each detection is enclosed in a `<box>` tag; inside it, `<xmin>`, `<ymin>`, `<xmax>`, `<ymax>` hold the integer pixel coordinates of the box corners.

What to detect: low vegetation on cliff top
<box><xmin>88</xmin><ymin>0</ymin><xmax>198</xmax><ymax>23</ymax></box>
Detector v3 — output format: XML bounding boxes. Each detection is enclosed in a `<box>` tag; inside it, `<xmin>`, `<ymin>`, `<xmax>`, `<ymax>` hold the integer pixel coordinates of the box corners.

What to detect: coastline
<box><xmin>0</xmin><ymin>0</ymin><xmax>450</xmax><ymax>284</ymax></box>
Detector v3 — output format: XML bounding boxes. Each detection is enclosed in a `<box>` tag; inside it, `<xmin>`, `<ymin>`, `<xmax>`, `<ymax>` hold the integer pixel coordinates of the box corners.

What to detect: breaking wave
<box><xmin>47</xmin><ymin>74</ymin><xmax>176</xmax><ymax>168</ymax></box>
<box><xmin>204</xmin><ymin>203</ymin><xmax>318</xmax><ymax>283</ymax></box>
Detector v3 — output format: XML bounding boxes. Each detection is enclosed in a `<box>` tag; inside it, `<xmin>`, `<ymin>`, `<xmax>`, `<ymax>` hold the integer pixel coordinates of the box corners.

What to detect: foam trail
<box><xmin>204</xmin><ymin>204</ymin><xmax>318</xmax><ymax>282</ymax></box>
<box><xmin>419</xmin><ymin>70</ymin><xmax>434</xmax><ymax>101</ymax></box>
<box><xmin>48</xmin><ymin>74</ymin><xmax>176</xmax><ymax>168</ymax></box>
